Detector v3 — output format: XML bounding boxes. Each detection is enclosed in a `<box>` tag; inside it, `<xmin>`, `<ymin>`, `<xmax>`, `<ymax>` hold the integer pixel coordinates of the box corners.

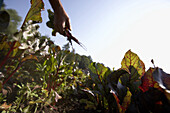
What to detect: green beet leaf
<box><xmin>21</xmin><ymin>0</ymin><xmax>44</xmax><ymax>28</ymax></box>
<box><xmin>121</xmin><ymin>49</ymin><xmax>145</xmax><ymax>77</ymax></box>
<box><xmin>119</xmin><ymin>50</ymin><xmax>145</xmax><ymax>94</ymax></box>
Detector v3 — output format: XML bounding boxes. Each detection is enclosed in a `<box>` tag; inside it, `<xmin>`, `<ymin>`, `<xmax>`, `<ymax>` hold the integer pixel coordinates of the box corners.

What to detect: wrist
<box><xmin>49</xmin><ymin>0</ymin><xmax>62</xmax><ymax>11</ymax></box>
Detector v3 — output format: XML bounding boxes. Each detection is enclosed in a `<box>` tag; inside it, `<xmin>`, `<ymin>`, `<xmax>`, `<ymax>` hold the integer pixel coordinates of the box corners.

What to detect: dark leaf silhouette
<box><xmin>153</xmin><ymin>68</ymin><xmax>170</xmax><ymax>102</ymax></box>
<box><xmin>0</xmin><ymin>11</ymin><xmax>10</xmax><ymax>31</ymax></box>
<box><xmin>153</xmin><ymin>68</ymin><xmax>170</xmax><ymax>90</ymax></box>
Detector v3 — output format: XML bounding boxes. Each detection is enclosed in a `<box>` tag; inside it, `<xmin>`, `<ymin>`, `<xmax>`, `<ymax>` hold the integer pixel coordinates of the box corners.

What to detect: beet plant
<box><xmin>80</xmin><ymin>50</ymin><xmax>170</xmax><ymax>113</ymax></box>
<box><xmin>0</xmin><ymin>0</ymin><xmax>170</xmax><ymax>112</ymax></box>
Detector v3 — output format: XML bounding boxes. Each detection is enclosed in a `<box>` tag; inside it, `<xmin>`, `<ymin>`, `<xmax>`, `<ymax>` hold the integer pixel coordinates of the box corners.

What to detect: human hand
<box><xmin>49</xmin><ymin>0</ymin><xmax>71</xmax><ymax>36</ymax></box>
<box><xmin>53</xmin><ymin>6</ymin><xmax>71</xmax><ymax>36</ymax></box>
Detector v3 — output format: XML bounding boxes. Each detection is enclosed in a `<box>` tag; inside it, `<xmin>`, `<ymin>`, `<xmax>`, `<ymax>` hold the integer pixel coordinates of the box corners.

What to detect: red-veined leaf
<box><xmin>0</xmin><ymin>102</ymin><xmax>12</xmax><ymax>110</ymax></box>
<box><xmin>111</xmin><ymin>89</ymin><xmax>132</xmax><ymax>113</ymax></box>
<box><xmin>110</xmin><ymin>90</ymin><xmax>122</xmax><ymax>113</ymax></box>
<box><xmin>121</xmin><ymin>50</ymin><xmax>145</xmax><ymax>78</ymax></box>
<box><xmin>139</xmin><ymin>67</ymin><xmax>170</xmax><ymax>98</ymax></box>
<box><xmin>121</xmin><ymin>88</ymin><xmax>132</xmax><ymax>113</ymax></box>
<box><xmin>139</xmin><ymin>68</ymin><xmax>157</xmax><ymax>92</ymax></box>
<box><xmin>21</xmin><ymin>54</ymin><xmax>39</xmax><ymax>62</ymax></box>
<box><xmin>111</xmin><ymin>88</ymin><xmax>132</xmax><ymax>113</ymax></box>
<box><xmin>119</xmin><ymin>50</ymin><xmax>145</xmax><ymax>94</ymax></box>
<box><xmin>21</xmin><ymin>0</ymin><xmax>44</xmax><ymax>28</ymax></box>
<box><xmin>0</xmin><ymin>41</ymin><xmax>8</xmax><ymax>50</ymax></box>
<box><xmin>11</xmin><ymin>41</ymin><xmax>20</xmax><ymax>57</ymax></box>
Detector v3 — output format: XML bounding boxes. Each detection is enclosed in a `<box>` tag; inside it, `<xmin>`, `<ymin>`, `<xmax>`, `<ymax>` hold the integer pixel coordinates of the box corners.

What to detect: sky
<box><xmin>4</xmin><ymin>0</ymin><xmax>170</xmax><ymax>72</ymax></box>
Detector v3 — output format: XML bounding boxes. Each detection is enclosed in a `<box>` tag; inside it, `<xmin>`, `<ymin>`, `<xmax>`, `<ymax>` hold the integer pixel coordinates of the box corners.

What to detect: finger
<box><xmin>59</xmin><ymin>21</ymin><xmax>66</xmax><ymax>36</ymax></box>
<box><xmin>65</xmin><ymin>18</ymin><xmax>71</xmax><ymax>31</ymax></box>
<box><xmin>58</xmin><ymin>27</ymin><xmax>65</xmax><ymax>36</ymax></box>
<box><xmin>54</xmin><ymin>20</ymin><xmax>65</xmax><ymax>36</ymax></box>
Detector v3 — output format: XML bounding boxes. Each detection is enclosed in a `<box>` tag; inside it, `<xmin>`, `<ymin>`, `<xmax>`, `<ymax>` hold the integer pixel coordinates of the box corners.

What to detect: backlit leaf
<box><xmin>111</xmin><ymin>88</ymin><xmax>132</xmax><ymax>113</ymax></box>
<box><xmin>0</xmin><ymin>102</ymin><xmax>12</xmax><ymax>110</ymax></box>
<box><xmin>89</xmin><ymin>62</ymin><xmax>108</xmax><ymax>81</ymax></box>
<box><xmin>139</xmin><ymin>67</ymin><xmax>170</xmax><ymax>93</ymax></box>
<box><xmin>42</xmin><ymin>89</ymin><xmax>49</xmax><ymax>97</ymax></box>
<box><xmin>121</xmin><ymin>50</ymin><xmax>145</xmax><ymax>78</ymax></box>
<box><xmin>0</xmin><ymin>35</ymin><xmax>10</xmax><ymax>50</ymax></box>
<box><xmin>121</xmin><ymin>88</ymin><xmax>132</xmax><ymax>113</ymax></box>
<box><xmin>21</xmin><ymin>0</ymin><xmax>44</xmax><ymax>28</ymax></box>
<box><xmin>29</xmin><ymin>101</ymin><xmax>42</xmax><ymax>104</ymax></box>
<box><xmin>119</xmin><ymin>50</ymin><xmax>145</xmax><ymax>94</ymax></box>
<box><xmin>21</xmin><ymin>54</ymin><xmax>39</xmax><ymax>62</ymax></box>
<box><xmin>110</xmin><ymin>90</ymin><xmax>122</xmax><ymax>113</ymax></box>
<box><xmin>0</xmin><ymin>41</ymin><xmax>8</xmax><ymax>50</ymax></box>
<box><xmin>139</xmin><ymin>68</ymin><xmax>157</xmax><ymax>92</ymax></box>
<box><xmin>164</xmin><ymin>90</ymin><xmax>170</xmax><ymax>103</ymax></box>
<box><xmin>23</xmin><ymin>105</ymin><xmax>30</xmax><ymax>113</ymax></box>
<box><xmin>0</xmin><ymin>11</ymin><xmax>10</xmax><ymax>31</ymax></box>
<box><xmin>11</xmin><ymin>41</ymin><xmax>20</xmax><ymax>57</ymax></box>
